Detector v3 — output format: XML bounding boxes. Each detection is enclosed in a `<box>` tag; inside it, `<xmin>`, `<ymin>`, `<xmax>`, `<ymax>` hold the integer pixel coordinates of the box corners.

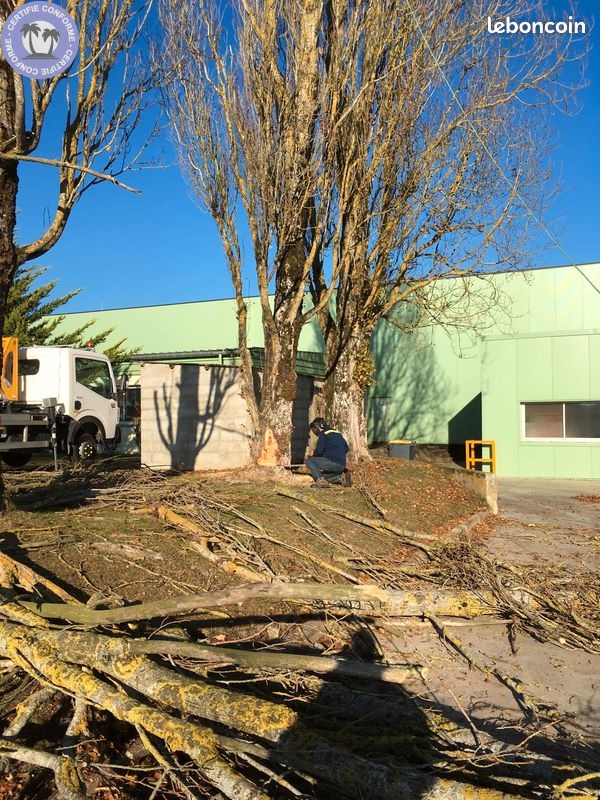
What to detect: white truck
<box><xmin>0</xmin><ymin>338</ymin><xmax>120</xmax><ymax>467</ymax></box>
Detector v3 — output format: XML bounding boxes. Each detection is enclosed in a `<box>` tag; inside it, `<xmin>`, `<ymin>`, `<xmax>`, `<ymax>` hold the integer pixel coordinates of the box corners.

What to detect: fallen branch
<box><xmin>141</xmin><ymin>506</ymin><xmax>268</xmax><ymax>583</ymax></box>
<box><xmin>277</xmin><ymin>490</ymin><xmax>435</xmax><ymax>553</ymax></box>
<box><xmin>1</xmin><ymin>628</ymin><xmax>270</xmax><ymax>800</ymax></box>
<box><xmin>224</xmin><ymin>523</ymin><xmax>361</xmax><ymax>583</ymax></box>
<box><xmin>132</xmin><ymin>638</ymin><xmax>426</xmax><ymax>684</ymax></box>
<box><xmin>0</xmin><ymin>552</ymin><xmax>79</xmax><ymax>603</ymax></box>
<box><xmin>2</xmin><ymin>687</ymin><xmax>57</xmax><ymax>737</ymax></box>
<box><xmin>550</xmin><ymin>771</ymin><xmax>600</xmax><ymax>799</ymax></box>
<box><xmin>18</xmin><ymin>581</ymin><xmax>507</xmax><ymax>625</ymax></box>
<box><xmin>0</xmin><ymin>736</ymin><xmax>85</xmax><ymax>800</ymax></box>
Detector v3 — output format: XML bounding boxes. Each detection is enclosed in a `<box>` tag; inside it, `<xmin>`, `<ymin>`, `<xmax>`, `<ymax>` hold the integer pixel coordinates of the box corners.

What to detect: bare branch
<box><xmin>0</xmin><ymin>152</ymin><xmax>140</xmax><ymax>193</ymax></box>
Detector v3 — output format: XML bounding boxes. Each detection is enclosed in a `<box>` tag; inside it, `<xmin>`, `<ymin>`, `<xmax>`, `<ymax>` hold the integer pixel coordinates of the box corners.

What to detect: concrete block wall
<box><xmin>141</xmin><ymin>363</ymin><xmax>253</xmax><ymax>470</ymax></box>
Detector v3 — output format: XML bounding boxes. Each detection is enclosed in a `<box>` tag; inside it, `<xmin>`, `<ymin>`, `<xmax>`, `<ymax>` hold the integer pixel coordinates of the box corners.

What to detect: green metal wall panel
<box><xmin>484</xmin><ymin>331</ymin><xmax>600</xmax><ymax>477</ymax></box>
<box><xmin>582</xmin><ymin>266</ymin><xmax>600</xmax><ymax>328</ymax></box>
<box><xmin>518</xmin><ymin>444</ymin><xmax>555</xmax><ymax>478</ymax></box>
<box><xmin>591</xmin><ymin>444</ymin><xmax>600</xmax><ymax>479</ymax></box>
<box><xmin>491</xmin><ymin>271</ymin><xmax>531</xmax><ymax>331</ymax></box>
<box><xmin>551</xmin><ymin>335</ymin><xmax>590</xmax><ymax>401</ymax></box>
<box><xmin>369</xmin><ymin>323</ymin><xmax>482</xmax><ymax>444</ymax></box>
<box><xmin>553</xmin><ymin>445</ymin><xmax>593</xmax><ymax>479</ymax></box>
<box><xmin>589</xmin><ymin>335</ymin><xmax>600</xmax><ymax>398</ymax></box>
<box><xmin>554</xmin><ymin>268</ymin><xmax>584</xmax><ymax>330</ymax></box>
<box><xmin>369</xmin><ymin>327</ymin><xmax>453</xmax><ymax>443</ymax></box>
<box><xmin>516</xmin><ymin>337</ymin><xmax>552</xmax><ymax>399</ymax></box>
<box><xmin>525</xmin><ymin>444</ymin><xmax>596</xmax><ymax>480</ymax></box>
<box><xmin>526</xmin><ymin>269</ymin><xmax>556</xmax><ymax>332</ymax></box>
<box><xmin>482</xmin><ymin>339</ymin><xmax>518</xmax><ymax>476</ymax></box>
<box><xmin>53</xmin><ymin>296</ymin><xmax>324</xmax><ymax>356</ymax></box>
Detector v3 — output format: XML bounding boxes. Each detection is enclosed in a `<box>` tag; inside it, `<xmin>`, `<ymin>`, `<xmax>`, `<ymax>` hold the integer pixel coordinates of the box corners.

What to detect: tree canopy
<box><xmin>161</xmin><ymin>0</ymin><xmax>586</xmax><ymax>458</ymax></box>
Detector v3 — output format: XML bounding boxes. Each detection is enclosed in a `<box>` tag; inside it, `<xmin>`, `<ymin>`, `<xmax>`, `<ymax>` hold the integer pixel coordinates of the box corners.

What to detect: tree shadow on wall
<box><xmin>153</xmin><ymin>365</ymin><xmax>238</xmax><ymax>470</ymax></box>
<box><xmin>369</xmin><ymin>326</ymin><xmax>451</xmax><ymax>446</ymax></box>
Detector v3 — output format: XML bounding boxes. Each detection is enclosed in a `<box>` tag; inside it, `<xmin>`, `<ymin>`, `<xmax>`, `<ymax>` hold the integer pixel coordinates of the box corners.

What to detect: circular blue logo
<box><xmin>1</xmin><ymin>2</ymin><xmax>79</xmax><ymax>79</ymax></box>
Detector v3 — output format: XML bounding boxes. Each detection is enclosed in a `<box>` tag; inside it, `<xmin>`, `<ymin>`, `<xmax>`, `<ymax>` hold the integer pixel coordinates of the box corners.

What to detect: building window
<box><xmin>522</xmin><ymin>402</ymin><xmax>600</xmax><ymax>440</ymax></box>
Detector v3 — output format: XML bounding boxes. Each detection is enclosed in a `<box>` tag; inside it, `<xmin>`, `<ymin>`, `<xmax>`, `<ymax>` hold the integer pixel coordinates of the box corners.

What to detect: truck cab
<box><xmin>0</xmin><ymin>341</ymin><xmax>119</xmax><ymax>466</ymax></box>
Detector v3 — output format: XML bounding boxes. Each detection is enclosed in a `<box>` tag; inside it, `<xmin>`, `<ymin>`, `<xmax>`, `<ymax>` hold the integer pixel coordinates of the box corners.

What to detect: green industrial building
<box><xmin>55</xmin><ymin>263</ymin><xmax>600</xmax><ymax>479</ymax></box>
<box><xmin>369</xmin><ymin>263</ymin><xmax>600</xmax><ymax>478</ymax></box>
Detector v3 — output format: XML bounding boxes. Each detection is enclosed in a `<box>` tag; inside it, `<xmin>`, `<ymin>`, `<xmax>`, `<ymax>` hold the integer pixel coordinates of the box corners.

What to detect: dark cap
<box><xmin>310</xmin><ymin>417</ymin><xmax>327</xmax><ymax>434</ymax></box>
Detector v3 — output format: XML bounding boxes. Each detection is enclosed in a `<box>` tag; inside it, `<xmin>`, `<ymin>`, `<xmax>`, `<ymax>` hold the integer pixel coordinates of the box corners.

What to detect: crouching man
<box><xmin>306</xmin><ymin>417</ymin><xmax>351</xmax><ymax>488</ymax></box>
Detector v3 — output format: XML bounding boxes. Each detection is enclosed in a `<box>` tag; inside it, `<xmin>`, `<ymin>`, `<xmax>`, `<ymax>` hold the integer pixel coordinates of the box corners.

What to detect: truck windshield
<box><xmin>75</xmin><ymin>358</ymin><xmax>113</xmax><ymax>398</ymax></box>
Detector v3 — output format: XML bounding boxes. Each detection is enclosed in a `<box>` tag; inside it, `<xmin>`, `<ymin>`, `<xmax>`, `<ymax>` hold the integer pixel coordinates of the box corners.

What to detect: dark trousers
<box><xmin>306</xmin><ymin>456</ymin><xmax>345</xmax><ymax>483</ymax></box>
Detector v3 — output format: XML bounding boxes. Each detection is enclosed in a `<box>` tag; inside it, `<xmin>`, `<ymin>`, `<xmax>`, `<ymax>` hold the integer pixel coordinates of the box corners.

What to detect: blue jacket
<box><xmin>314</xmin><ymin>426</ymin><xmax>349</xmax><ymax>467</ymax></box>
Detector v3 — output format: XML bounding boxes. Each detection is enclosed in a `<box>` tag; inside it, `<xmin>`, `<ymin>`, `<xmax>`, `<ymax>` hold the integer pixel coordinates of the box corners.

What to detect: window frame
<box><xmin>19</xmin><ymin>358</ymin><xmax>40</xmax><ymax>376</ymax></box>
<box><xmin>521</xmin><ymin>401</ymin><xmax>600</xmax><ymax>442</ymax></box>
<box><xmin>121</xmin><ymin>385</ymin><xmax>141</xmax><ymax>422</ymax></box>
<box><xmin>75</xmin><ymin>357</ymin><xmax>115</xmax><ymax>400</ymax></box>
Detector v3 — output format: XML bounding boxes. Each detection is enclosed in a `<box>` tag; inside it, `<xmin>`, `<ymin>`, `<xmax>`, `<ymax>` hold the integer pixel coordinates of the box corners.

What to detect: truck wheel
<box><xmin>72</xmin><ymin>433</ymin><xmax>97</xmax><ymax>466</ymax></box>
<box><xmin>1</xmin><ymin>452</ymin><xmax>33</xmax><ymax>468</ymax></box>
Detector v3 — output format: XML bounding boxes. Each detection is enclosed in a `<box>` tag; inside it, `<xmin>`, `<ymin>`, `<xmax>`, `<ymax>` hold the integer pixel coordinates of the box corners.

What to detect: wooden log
<box><xmin>0</xmin><ymin>624</ymin><xmax>269</xmax><ymax>800</ymax></box>
<box><xmin>0</xmin><ymin>624</ymin><xmax>426</xmax><ymax>759</ymax></box>
<box><xmin>0</xmin><ymin>552</ymin><xmax>79</xmax><ymax>603</ymax></box>
<box><xmin>131</xmin><ymin>638</ymin><xmax>427</xmax><ymax>684</ymax></box>
<box><xmin>0</xmin><ymin>621</ymin><xmax>519</xmax><ymax>800</ymax></box>
<box><xmin>19</xmin><ymin>582</ymin><xmax>512</xmax><ymax>625</ymax></box>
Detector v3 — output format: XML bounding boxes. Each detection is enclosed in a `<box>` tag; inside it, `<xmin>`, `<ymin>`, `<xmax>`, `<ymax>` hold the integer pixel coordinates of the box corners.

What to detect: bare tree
<box><xmin>161</xmin><ymin>0</ymin><xmax>585</xmax><ymax>462</ymax></box>
<box><xmin>309</xmin><ymin>0</ymin><xmax>586</xmax><ymax>455</ymax></box>
<box><xmin>160</xmin><ymin>0</ymin><xmax>343</xmax><ymax>464</ymax></box>
<box><xmin>0</xmin><ymin>0</ymin><xmax>154</xmax><ymax>299</ymax></box>
<box><xmin>0</xmin><ymin>0</ymin><xmax>155</xmax><ymax>500</ymax></box>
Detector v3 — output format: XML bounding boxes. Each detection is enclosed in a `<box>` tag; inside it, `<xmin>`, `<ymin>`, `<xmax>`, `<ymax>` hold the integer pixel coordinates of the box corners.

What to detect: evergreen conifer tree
<box><xmin>4</xmin><ymin>266</ymin><xmax>137</xmax><ymax>364</ymax></box>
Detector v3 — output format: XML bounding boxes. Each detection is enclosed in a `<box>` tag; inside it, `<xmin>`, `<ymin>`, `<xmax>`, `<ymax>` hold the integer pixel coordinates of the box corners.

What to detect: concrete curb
<box><xmin>442</xmin><ymin>509</ymin><xmax>494</xmax><ymax>539</ymax></box>
<box><xmin>432</xmin><ymin>463</ymin><xmax>498</xmax><ymax>514</ymax></box>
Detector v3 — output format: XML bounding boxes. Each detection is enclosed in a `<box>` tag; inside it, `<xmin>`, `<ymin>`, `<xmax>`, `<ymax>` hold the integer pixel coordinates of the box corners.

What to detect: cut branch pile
<box><xmin>2</xmin><ymin>465</ymin><xmax>599</xmax><ymax>799</ymax></box>
<box><xmin>13</xmin><ymin>467</ymin><xmax>599</xmax><ymax>648</ymax></box>
<box><xmin>0</xmin><ymin>549</ymin><xmax>598</xmax><ymax>799</ymax></box>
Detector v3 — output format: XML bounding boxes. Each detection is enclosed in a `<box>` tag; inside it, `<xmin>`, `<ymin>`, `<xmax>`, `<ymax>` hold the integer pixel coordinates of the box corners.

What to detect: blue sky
<box><xmin>13</xmin><ymin>1</ymin><xmax>600</xmax><ymax>313</ymax></box>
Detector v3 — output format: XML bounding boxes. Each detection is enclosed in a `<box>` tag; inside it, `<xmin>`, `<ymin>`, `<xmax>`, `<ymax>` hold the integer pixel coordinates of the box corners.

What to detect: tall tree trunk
<box><xmin>318</xmin><ymin>244</ymin><xmax>376</xmax><ymax>461</ymax></box>
<box><xmin>0</xmin><ymin>162</ymin><xmax>18</xmax><ymax>331</ymax></box>
<box><xmin>323</xmin><ymin>323</ymin><xmax>373</xmax><ymax>461</ymax></box>
<box><xmin>253</xmin><ymin>0</ymin><xmax>322</xmax><ymax>465</ymax></box>
<box><xmin>0</xmin><ymin>58</ymin><xmax>20</xmax><ymax>511</ymax></box>
<box><xmin>0</xmin><ymin>61</ymin><xmax>18</xmax><ymax>329</ymax></box>
<box><xmin>256</xmin><ymin>301</ymin><xmax>302</xmax><ymax>465</ymax></box>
